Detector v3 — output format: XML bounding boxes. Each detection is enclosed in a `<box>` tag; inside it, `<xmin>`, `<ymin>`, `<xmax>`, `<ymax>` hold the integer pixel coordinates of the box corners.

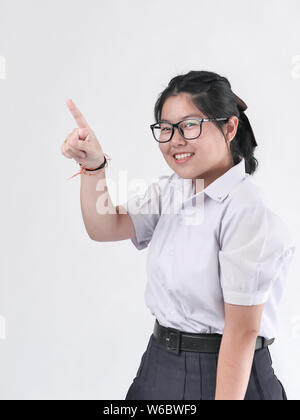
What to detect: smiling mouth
<box><xmin>173</xmin><ymin>152</ymin><xmax>195</xmax><ymax>163</ymax></box>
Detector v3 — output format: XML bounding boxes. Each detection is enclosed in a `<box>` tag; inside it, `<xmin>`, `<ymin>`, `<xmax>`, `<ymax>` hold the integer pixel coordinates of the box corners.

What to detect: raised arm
<box><xmin>61</xmin><ymin>99</ymin><xmax>136</xmax><ymax>242</ymax></box>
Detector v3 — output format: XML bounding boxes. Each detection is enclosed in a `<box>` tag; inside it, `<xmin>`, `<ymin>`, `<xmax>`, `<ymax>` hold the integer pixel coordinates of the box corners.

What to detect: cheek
<box><xmin>159</xmin><ymin>144</ymin><xmax>169</xmax><ymax>155</ymax></box>
<box><xmin>193</xmin><ymin>138</ymin><xmax>212</xmax><ymax>155</ymax></box>
<box><xmin>191</xmin><ymin>139</ymin><xmax>223</xmax><ymax>165</ymax></box>
<box><xmin>195</xmin><ymin>128</ymin><xmax>225</xmax><ymax>154</ymax></box>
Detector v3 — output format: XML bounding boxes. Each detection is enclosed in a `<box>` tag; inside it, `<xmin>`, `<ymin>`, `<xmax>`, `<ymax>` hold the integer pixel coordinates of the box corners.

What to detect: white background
<box><xmin>0</xmin><ymin>0</ymin><xmax>299</xmax><ymax>400</ymax></box>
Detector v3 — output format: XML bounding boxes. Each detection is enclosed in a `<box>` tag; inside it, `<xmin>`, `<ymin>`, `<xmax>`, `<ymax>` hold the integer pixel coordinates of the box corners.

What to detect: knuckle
<box><xmin>70</xmin><ymin>139</ymin><xmax>79</xmax><ymax>149</ymax></box>
<box><xmin>62</xmin><ymin>150</ymin><xmax>72</xmax><ymax>159</ymax></box>
<box><xmin>68</xmin><ymin>144</ymin><xmax>82</xmax><ymax>158</ymax></box>
<box><xmin>65</xmin><ymin>149</ymin><xmax>73</xmax><ymax>157</ymax></box>
<box><xmin>68</xmin><ymin>128</ymin><xmax>78</xmax><ymax>139</ymax></box>
<box><xmin>69</xmin><ymin>131</ymin><xmax>76</xmax><ymax>141</ymax></box>
<box><xmin>66</xmin><ymin>145</ymin><xmax>75</xmax><ymax>155</ymax></box>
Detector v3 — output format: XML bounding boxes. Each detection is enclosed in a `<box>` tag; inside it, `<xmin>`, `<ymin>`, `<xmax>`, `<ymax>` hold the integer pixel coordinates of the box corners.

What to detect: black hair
<box><xmin>153</xmin><ymin>70</ymin><xmax>258</xmax><ymax>175</ymax></box>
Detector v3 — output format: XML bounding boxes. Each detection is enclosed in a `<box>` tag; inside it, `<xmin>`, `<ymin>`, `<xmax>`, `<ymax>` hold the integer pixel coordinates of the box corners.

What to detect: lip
<box><xmin>173</xmin><ymin>153</ymin><xmax>195</xmax><ymax>164</ymax></box>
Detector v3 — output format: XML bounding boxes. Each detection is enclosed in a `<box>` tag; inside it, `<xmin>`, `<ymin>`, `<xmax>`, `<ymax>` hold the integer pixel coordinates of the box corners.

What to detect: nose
<box><xmin>169</xmin><ymin>126</ymin><xmax>187</xmax><ymax>146</ymax></box>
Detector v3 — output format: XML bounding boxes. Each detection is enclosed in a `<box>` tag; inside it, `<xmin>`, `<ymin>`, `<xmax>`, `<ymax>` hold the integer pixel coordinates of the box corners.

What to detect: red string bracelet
<box><xmin>67</xmin><ymin>153</ymin><xmax>112</xmax><ymax>180</ymax></box>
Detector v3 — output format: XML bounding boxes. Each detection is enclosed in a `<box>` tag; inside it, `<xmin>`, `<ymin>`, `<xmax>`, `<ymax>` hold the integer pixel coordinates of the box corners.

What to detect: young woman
<box><xmin>62</xmin><ymin>70</ymin><xmax>296</xmax><ymax>400</ymax></box>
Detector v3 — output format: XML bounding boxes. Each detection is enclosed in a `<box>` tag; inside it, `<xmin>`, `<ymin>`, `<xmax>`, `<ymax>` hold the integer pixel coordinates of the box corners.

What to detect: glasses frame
<box><xmin>150</xmin><ymin>117</ymin><xmax>230</xmax><ymax>143</ymax></box>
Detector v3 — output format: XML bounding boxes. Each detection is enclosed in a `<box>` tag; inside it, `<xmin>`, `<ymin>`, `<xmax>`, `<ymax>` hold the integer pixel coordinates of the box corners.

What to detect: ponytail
<box><xmin>231</xmin><ymin>110</ymin><xmax>258</xmax><ymax>175</ymax></box>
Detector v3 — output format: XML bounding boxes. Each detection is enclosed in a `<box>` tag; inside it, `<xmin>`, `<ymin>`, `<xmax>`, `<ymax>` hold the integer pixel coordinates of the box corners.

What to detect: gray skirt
<box><xmin>125</xmin><ymin>333</ymin><xmax>287</xmax><ymax>400</ymax></box>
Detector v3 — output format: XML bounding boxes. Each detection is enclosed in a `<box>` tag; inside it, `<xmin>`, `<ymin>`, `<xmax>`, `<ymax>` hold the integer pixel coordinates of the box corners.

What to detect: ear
<box><xmin>225</xmin><ymin>116</ymin><xmax>239</xmax><ymax>142</ymax></box>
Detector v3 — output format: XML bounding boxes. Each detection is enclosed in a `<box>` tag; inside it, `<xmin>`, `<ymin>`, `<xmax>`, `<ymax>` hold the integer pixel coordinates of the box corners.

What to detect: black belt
<box><xmin>153</xmin><ymin>319</ymin><xmax>275</xmax><ymax>355</ymax></box>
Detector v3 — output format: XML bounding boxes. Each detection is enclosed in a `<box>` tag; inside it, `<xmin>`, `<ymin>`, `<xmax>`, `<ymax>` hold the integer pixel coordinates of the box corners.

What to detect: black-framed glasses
<box><xmin>150</xmin><ymin>117</ymin><xmax>229</xmax><ymax>143</ymax></box>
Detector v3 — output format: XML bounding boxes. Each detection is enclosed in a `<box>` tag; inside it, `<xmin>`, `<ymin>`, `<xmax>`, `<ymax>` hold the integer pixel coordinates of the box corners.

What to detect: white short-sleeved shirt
<box><xmin>121</xmin><ymin>158</ymin><xmax>296</xmax><ymax>339</ymax></box>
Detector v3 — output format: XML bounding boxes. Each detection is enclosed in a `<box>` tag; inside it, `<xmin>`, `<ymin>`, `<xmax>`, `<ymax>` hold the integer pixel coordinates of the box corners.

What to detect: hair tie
<box><xmin>232</xmin><ymin>92</ymin><xmax>248</xmax><ymax>112</ymax></box>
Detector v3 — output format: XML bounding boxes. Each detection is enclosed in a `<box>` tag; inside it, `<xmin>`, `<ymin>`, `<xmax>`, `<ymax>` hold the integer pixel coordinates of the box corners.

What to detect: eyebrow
<box><xmin>160</xmin><ymin>114</ymin><xmax>204</xmax><ymax>122</ymax></box>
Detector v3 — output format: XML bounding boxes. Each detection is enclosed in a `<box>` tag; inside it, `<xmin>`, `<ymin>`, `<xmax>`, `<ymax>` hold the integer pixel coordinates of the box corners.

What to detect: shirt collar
<box><xmin>170</xmin><ymin>158</ymin><xmax>248</xmax><ymax>203</ymax></box>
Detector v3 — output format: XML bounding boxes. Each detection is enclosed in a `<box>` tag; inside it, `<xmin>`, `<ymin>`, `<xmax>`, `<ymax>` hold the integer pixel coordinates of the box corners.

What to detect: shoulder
<box><xmin>220</xmin><ymin>175</ymin><xmax>266</xmax><ymax>233</ymax></box>
<box><xmin>225</xmin><ymin>174</ymin><xmax>265</xmax><ymax>214</ymax></box>
<box><xmin>221</xmin><ymin>175</ymin><xmax>296</xmax><ymax>255</ymax></box>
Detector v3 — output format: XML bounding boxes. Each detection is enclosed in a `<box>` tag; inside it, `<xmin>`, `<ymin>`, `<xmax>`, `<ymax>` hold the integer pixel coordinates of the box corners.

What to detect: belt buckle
<box><xmin>165</xmin><ymin>327</ymin><xmax>181</xmax><ymax>355</ymax></box>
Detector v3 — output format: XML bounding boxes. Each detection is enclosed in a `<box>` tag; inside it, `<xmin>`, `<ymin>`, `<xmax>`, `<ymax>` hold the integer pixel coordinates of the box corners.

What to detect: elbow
<box><xmin>84</xmin><ymin>225</ymin><xmax>102</xmax><ymax>241</ymax></box>
<box><xmin>87</xmin><ymin>231</ymin><xmax>106</xmax><ymax>242</ymax></box>
<box><xmin>86</xmin><ymin>230</ymin><xmax>98</xmax><ymax>241</ymax></box>
<box><xmin>88</xmin><ymin>232</ymin><xmax>96</xmax><ymax>241</ymax></box>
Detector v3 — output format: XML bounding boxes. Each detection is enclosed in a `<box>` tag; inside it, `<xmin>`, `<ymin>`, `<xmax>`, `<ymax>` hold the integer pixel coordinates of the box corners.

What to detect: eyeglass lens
<box><xmin>153</xmin><ymin>119</ymin><xmax>202</xmax><ymax>142</ymax></box>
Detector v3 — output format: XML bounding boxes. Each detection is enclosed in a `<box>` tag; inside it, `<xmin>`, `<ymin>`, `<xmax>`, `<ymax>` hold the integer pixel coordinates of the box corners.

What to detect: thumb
<box><xmin>78</xmin><ymin>127</ymin><xmax>89</xmax><ymax>140</ymax></box>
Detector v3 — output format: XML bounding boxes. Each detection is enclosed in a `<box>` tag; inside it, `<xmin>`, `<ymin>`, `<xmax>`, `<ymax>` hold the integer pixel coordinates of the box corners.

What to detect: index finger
<box><xmin>66</xmin><ymin>98</ymin><xmax>90</xmax><ymax>129</ymax></box>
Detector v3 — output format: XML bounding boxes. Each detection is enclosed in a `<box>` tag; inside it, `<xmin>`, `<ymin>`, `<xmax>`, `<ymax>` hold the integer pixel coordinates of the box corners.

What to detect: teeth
<box><xmin>174</xmin><ymin>153</ymin><xmax>194</xmax><ymax>160</ymax></box>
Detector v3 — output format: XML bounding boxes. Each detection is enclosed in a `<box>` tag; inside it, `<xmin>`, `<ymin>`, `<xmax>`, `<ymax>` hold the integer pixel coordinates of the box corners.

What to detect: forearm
<box><xmin>80</xmin><ymin>168</ymin><xmax>118</xmax><ymax>240</ymax></box>
<box><xmin>214</xmin><ymin>331</ymin><xmax>257</xmax><ymax>400</ymax></box>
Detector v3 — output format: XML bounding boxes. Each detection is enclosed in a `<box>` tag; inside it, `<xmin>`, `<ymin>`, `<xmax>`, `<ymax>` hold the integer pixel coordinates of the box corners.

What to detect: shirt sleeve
<box><xmin>119</xmin><ymin>177</ymin><xmax>162</xmax><ymax>250</ymax></box>
<box><xmin>218</xmin><ymin>202</ymin><xmax>296</xmax><ymax>306</ymax></box>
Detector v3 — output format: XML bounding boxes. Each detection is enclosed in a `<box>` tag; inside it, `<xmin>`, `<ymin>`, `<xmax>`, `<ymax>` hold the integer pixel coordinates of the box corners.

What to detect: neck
<box><xmin>192</xmin><ymin>157</ymin><xmax>235</xmax><ymax>194</ymax></box>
